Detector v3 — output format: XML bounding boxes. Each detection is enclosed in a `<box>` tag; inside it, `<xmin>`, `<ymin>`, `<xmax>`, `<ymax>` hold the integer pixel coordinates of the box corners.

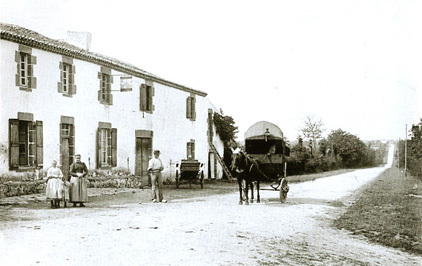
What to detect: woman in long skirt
<box><xmin>45</xmin><ymin>160</ymin><xmax>64</xmax><ymax>209</ymax></box>
<box><xmin>69</xmin><ymin>154</ymin><xmax>88</xmax><ymax>207</ymax></box>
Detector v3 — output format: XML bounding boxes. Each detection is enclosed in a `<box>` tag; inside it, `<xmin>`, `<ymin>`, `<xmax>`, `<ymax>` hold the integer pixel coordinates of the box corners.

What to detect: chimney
<box><xmin>66</xmin><ymin>31</ymin><xmax>92</xmax><ymax>51</ymax></box>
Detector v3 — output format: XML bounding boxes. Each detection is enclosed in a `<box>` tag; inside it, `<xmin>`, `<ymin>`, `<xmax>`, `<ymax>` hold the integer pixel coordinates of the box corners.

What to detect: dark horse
<box><xmin>231</xmin><ymin>149</ymin><xmax>261</xmax><ymax>205</ymax></box>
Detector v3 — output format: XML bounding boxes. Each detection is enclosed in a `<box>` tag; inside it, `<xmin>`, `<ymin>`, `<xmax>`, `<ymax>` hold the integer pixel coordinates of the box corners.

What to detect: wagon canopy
<box><xmin>244</xmin><ymin>121</ymin><xmax>284</xmax><ymax>140</ymax></box>
<box><xmin>244</xmin><ymin>121</ymin><xmax>290</xmax><ymax>156</ymax></box>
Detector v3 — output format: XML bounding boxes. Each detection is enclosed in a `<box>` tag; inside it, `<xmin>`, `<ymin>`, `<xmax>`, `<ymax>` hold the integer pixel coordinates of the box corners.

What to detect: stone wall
<box><xmin>0</xmin><ymin>174</ymin><xmax>145</xmax><ymax>198</ymax></box>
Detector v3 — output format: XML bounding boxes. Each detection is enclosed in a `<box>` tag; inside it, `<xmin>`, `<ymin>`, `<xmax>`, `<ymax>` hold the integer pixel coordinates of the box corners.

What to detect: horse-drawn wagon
<box><xmin>232</xmin><ymin>121</ymin><xmax>290</xmax><ymax>204</ymax></box>
<box><xmin>175</xmin><ymin>159</ymin><xmax>204</xmax><ymax>189</ymax></box>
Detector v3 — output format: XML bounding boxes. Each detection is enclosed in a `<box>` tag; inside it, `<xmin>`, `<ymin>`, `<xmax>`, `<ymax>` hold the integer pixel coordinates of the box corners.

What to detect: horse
<box><xmin>231</xmin><ymin>148</ymin><xmax>261</xmax><ymax>205</ymax></box>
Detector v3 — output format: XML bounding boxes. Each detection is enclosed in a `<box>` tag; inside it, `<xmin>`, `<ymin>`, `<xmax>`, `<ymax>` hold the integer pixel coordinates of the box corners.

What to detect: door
<box><xmin>60</xmin><ymin>123</ymin><xmax>74</xmax><ymax>181</ymax></box>
<box><xmin>61</xmin><ymin>138</ymin><xmax>70</xmax><ymax>180</ymax></box>
<box><xmin>135</xmin><ymin>137</ymin><xmax>152</xmax><ymax>186</ymax></box>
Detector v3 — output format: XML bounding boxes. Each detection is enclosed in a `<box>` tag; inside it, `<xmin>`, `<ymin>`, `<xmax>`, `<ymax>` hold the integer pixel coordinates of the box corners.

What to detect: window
<box><xmin>15</xmin><ymin>45</ymin><xmax>37</xmax><ymax>91</ymax></box>
<box><xmin>140</xmin><ymin>83</ymin><xmax>154</xmax><ymax>113</ymax></box>
<box><xmin>96</xmin><ymin>123</ymin><xmax>117</xmax><ymax>168</ymax></box>
<box><xmin>187</xmin><ymin>140</ymin><xmax>195</xmax><ymax>160</ymax></box>
<box><xmin>19</xmin><ymin>52</ymin><xmax>28</xmax><ymax>86</ymax></box>
<box><xmin>58</xmin><ymin>56</ymin><xmax>76</xmax><ymax>96</ymax></box>
<box><xmin>186</xmin><ymin>94</ymin><xmax>196</xmax><ymax>121</ymax></box>
<box><xmin>98</xmin><ymin>67</ymin><xmax>113</xmax><ymax>105</ymax></box>
<box><xmin>61</xmin><ymin>123</ymin><xmax>75</xmax><ymax>165</ymax></box>
<box><xmin>9</xmin><ymin>115</ymin><xmax>43</xmax><ymax>170</ymax></box>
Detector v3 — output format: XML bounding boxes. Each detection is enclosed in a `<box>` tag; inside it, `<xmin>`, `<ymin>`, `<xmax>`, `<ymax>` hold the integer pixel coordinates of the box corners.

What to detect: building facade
<box><xmin>0</xmin><ymin>23</ymin><xmax>224</xmax><ymax>182</ymax></box>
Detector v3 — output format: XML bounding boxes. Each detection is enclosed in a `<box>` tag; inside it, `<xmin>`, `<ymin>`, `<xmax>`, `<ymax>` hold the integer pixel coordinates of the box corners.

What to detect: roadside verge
<box><xmin>334</xmin><ymin>167</ymin><xmax>422</xmax><ymax>255</ymax></box>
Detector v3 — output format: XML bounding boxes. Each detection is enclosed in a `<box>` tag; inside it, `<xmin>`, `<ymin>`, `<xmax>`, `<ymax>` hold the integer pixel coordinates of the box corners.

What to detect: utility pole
<box><xmin>404</xmin><ymin>124</ymin><xmax>407</xmax><ymax>177</ymax></box>
<box><xmin>398</xmin><ymin>137</ymin><xmax>400</xmax><ymax>170</ymax></box>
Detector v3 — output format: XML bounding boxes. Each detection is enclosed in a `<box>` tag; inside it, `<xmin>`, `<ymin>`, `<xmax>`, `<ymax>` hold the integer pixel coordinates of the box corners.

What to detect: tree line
<box><xmin>397</xmin><ymin>118</ymin><xmax>422</xmax><ymax>178</ymax></box>
<box><xmin>213</xmin><ymin>112</ymin><xmax>389</xmax><ymax>177</ymax></box>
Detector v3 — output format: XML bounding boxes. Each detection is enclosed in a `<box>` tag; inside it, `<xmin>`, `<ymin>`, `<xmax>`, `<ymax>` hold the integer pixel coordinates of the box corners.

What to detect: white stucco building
<box><xmin>0</xmin><ymin>22</ymin><xmax>225</xmax><ymax>182</ymax></box>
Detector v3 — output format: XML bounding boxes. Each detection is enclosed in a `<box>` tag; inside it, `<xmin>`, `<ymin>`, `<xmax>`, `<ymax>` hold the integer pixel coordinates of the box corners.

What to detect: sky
<box><xmin>1</xmin><ymin>0</ymin><xmax>421</xmax><ymax>141</ymax></box>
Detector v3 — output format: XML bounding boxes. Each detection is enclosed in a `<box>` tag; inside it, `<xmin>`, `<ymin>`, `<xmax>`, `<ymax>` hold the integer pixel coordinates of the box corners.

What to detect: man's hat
<box><xmin>153</xmin><ymin>150</ymin><xmax>160</xmax><ymax>154</ymax></box>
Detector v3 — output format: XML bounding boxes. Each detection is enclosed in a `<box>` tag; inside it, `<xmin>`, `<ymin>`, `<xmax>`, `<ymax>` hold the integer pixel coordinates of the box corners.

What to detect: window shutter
<box><xmin>192</xmin><ymin>142</ymin><xmax>195</xmax><ymax>160</ymax></box>
<box><xmin>9</xmin><ymin>119</ymin><xmax>19</xmax><ymax>169</ymax></box>
<box><xmin>140</xmin><ymin>84</ymin><xmax>147</xmax><ymax>111</ymax></box>
<box><xmin>109</xmin><ymin>75</ymin><xmax>114</xmax><ymax>83</ymax></box>
<box><xmin>15</xmin><ymin>51</ymin><xmax>20</xmax><ymax>63</ymax></box>
<box><xmin>29</xmin><ymin>55</ymin><xmax>37</xmax><ymax>65</ymax></box>
<box><xmin>29</xmin><ymin>77</ymin><xmax>37</xmax><ymax>89</ymax></box>
<box><xmin>71</xmin><ymin>65</ymin><xmax>76</xmax><ymax>74</ymax></box>
<box><xmin>35</xmin><ymin>121</ymin><xmax>43</xmax><ymax>167</ymax></box>
<box><xmin>58</xmin><ymin>62</ymin><xmax>64</xmax><ymax>93</ymax></box>
<box><xmin>192</xmin><ymin>97</ymin><xmax>196</xmax><ymax>121</ymax></box>
<box><xmin>28</xmin><ymin>56</ymin><xmax>36</xmax><ymax>89</ymax></box>
<box><xmin>107</xmin><ymin>129</ymin><xmax>112</xmax><ymax>166</ymax></box>
<box><xmin>71</xmin><ymin>85</ymin><xmax>77</xmax><ymax>95</ymax></box>
<box><xmin>150</xmin><ymin>86</ymin><xmax>155</xmax><ymax>112</ymax></box>
<box><xmin>111</xmin><ymin>128</ymin><xmax>117</xmax><ymax>167</ymax></box>
<box><xmin>187</xmin><ymin>142</ymin><xmax>191</xmax><ymax>159</ymax></box>
<box><xmin>186</xmin><ymin>97</ymin><xmax>192</xmax><ymax>119</ymax></box>
<box><xmin>106</xmin><ymin>82</ymin><xmax>111</xmax><ymax>104</ymax></box>
<box><xmin>96</xmin><ymin>128</ymin><xmax>101</xmax><ymax>168</ymax></box>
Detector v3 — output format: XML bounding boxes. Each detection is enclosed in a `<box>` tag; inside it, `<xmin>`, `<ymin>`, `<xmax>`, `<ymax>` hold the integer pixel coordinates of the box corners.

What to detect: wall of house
<box><xmin>0</xmin><ymin>39</ymin><xmax>224</xmax><ymax>180</ymax></box>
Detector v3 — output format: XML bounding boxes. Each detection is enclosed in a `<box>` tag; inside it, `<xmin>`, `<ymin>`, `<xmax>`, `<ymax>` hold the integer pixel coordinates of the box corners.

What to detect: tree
<box><xmin>326</xmin><ymin>129</ymin><xmax>369</xmax><ymax>168</ymax></box>
<box><xmin>300</xmin><ymin>116</ymin><xmax>325</xmax><ymax>156</ymax></box>
<box><xmin>213</xmin><ymin>112</ymin><xmax>238</xmax><ymax>145</ymax></box>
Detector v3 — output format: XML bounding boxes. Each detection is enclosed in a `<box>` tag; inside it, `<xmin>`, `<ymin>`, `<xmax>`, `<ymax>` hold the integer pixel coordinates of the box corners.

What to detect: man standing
<box><xmin>148</xmin><ymin>150</ymin><xmax>167</xmax><ymax>203</ymax></box>
<box><xmin>69</xmin><ymin>154</ymin><xmax>88</xmax><ymax>207</ymax></box>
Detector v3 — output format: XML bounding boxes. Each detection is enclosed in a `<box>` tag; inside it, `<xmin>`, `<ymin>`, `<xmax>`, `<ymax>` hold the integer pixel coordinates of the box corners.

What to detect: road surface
<box><xmin>0</xmin><ymin>145</ymin><xmax>421</xmax><ymax>265</ymax></box>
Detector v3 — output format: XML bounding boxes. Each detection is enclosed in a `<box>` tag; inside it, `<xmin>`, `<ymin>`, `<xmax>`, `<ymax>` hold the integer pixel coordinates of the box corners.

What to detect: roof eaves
<box><xmin>0</xmin><ymin>23</ymin><xmax>207</xmax><ymax>97</ymax></box>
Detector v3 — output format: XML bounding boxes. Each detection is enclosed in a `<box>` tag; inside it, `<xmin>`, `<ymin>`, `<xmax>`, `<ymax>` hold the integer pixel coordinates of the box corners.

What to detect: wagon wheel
<box><xmin>279</xmin><ymin>178</ymin><xmax>289</xmax><ymax>203</ymax></box>
<box><xmin>200</xmin><ymin>171</ymin><xmax>204</xmax><ymax>189</ymax></box>
<box><xmin>175</xmin><ymin>171</ymin><xmax>179</xmax><ymax>189</ymax></box>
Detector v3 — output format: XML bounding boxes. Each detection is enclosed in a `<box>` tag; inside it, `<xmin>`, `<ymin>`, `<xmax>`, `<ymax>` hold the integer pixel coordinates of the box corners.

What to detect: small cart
<box><xmin>175</xmin><ymin>159</ymin><xmax>204</xmax><ymax>189</ymax></box>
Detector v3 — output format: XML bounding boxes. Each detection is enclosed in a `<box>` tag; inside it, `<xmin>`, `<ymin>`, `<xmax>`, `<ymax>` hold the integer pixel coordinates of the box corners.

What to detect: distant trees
<box><xmin>300</xmin><ymin>116</ymin><xmax>325</xmax><ymax>156</ymax></box>
<box><xmin>399</xmin><ymin>119</ymin><xmax>422</xmax><ymax>178</ymax></box>
<box><xmin>287</xmin><ymin>127</ymin><xmax>386</xmax><ymax>176</ymax></box>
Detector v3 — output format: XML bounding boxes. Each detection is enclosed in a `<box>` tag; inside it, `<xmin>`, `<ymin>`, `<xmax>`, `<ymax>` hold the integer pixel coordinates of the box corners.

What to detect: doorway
<box><xmin>135</xmin><ymin>136</ymin><xmax>152</xmax><ymax>186</ymax></box>
<box><xmin>60</xmin><ymin>119</ymin><xmax>75</xmax><ymax>180</ymax></box>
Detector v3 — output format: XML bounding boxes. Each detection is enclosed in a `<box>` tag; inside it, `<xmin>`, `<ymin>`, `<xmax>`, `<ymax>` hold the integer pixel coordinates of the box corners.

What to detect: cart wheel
<box><xmin>176</xmin><ymin>171</ymin><xmax>179</xmax><ymax>189</ymax></box>
<box><xmin>200</xmin><ymin>171</ymin><xmax>204</xmax><ymax>189</ymax></box>
<box><xmin>279</xmin><ymin>178</ymin><xmax>289</xmax><ymax>203</ymax></box>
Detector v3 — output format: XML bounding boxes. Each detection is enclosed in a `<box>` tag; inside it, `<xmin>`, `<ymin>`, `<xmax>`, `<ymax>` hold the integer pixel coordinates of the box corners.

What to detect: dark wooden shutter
<box><xmin>96</xmin><ymin>128</ymin><xmax>101</xmax><ymax>168</ymax></box>
<box><xmin>111</xmin><ymin>128</ymin><xmax>117</xmax><ymax>167</ymax></box>
<box><xmin>186</xmin><ymin>142</ymin><xmax>191</xmax><ymax>159</ymax></box>
<box><xmin>28</xmin><ymin>55</ymin><xmax>37</xmax><ymax>89</ymax></box>
<box><xmin>35</xmin><ymin>121</ymin><xmax>43</xmax><ymax>167</ymax></box>
<box><xmin>186</xmin><ymin>97</ymin><xmax>192</xmax><ymax>119</ymax></box>
<box><xmin>151</xmin><ymin>86</ymin><xmax>155</xmax><ymax>112</ymax></box>
<box><xmin>98</xmin><ymin>72</ymin><xmax>103</xmax><ymax>102</ymax></box>
<box><xmin>192</xmin><ymin>142</ymin><xmax>195</xmax><ymax>159</ymax></box>
<box><xmin>140</xmin><ymin>84</ymin><xmax>147</xmax><ymax>111</ymax></box>
<box><xmin>192</xmin><ymin>97</ymin><xmax>196</xmax><ymax>121</ymax></box>
<box><xmin>58</xmin><ymin>61</ymin><xmax>64</xmax><ymax>93</ymax></box>
<box><xmin>107</xmin><ymin>129</ymin><xmax>112</xmax><ymax>166</ymax></box>
<box><xmin>15</xmin><ymin>52</ymin><xmax>21</xmax><ymax>87</ymax></box>
<box><xmin>107</xmin><ymin>76</ymin><xmax>113</xmax><ymax>105</ymax></box>
<box><xmin>9</xmin><ymin>119</ymin><xmax>19</xmax><ymax>169</ymax></box>
<box><xmin>70</xmin><ymin>65</ymin><xmax>76</xmax><ymax>95</ymax></box>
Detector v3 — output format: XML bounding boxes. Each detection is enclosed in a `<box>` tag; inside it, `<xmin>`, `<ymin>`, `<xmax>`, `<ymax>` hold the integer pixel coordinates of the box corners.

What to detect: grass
<box><xmin>334</xmin><ymin>167</ymin><xmax>422</xmax><ymax>255</ymax></box>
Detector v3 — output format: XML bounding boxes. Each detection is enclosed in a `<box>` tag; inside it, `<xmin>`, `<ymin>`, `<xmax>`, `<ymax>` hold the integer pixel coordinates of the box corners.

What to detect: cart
<box><xmin>175</xmin><ymin>159</ymin><xmax>204</xmax><ymax>189</ymax></box>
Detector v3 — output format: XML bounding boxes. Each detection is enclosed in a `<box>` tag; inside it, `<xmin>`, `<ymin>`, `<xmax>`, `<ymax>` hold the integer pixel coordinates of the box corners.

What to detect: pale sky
<box><xmin>1</xmin><ymin>0</ymin><xmax>421</xmax><ymax>141</ymax></box>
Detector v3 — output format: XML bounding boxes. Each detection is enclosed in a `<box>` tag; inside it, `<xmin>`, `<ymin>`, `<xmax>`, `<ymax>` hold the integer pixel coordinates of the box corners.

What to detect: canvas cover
<box><xmin>244</xmin><ymin>121</ymin><xmax>284</xmax><ymax>140</ymax></box>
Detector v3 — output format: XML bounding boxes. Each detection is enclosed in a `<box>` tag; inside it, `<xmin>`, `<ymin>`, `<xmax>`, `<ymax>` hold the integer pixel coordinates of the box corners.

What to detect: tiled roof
<box><xmin>0</xmin><ymin>22</ymin><xmax>207</xmax><ymax>97</ymax></box>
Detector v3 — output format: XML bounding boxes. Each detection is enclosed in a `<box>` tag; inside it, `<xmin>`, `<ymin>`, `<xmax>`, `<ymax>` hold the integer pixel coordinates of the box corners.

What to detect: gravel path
<box><xmin>1</xmin><ymin>145</ymin><xmax>421</xmax><ymax>265</ymax></box>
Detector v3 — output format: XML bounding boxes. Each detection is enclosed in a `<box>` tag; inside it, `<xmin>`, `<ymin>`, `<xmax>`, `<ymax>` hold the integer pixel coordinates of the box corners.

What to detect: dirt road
<box><xmin>1</xmin><ymin>145</ymin><xmax>421</xmax><ymax>265</ymax></box>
